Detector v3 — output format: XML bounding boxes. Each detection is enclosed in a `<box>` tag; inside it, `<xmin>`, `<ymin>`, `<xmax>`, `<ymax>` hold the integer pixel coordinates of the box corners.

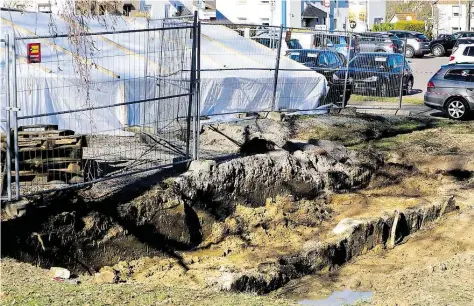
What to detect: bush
<box><xmin>394</xmin><ymin>20</ymin><xmax>426</xmax><ymax>33</ymax></box>
<box><xmin>372</xmin><ymin>21</ymin><xmax>432</xmax><ymax>39</ymax></box>
<box><xmin>372</xmin><ymin>23</ymin><xmax>394</xmax><ymax>32</ymax></box>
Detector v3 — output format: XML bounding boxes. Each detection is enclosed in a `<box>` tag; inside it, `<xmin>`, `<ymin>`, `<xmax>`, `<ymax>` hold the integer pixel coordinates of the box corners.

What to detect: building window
<box><xmin>261</xmin><ymin>18</ymin><xmax>270</xmax><ymax>24</ymax></box>
<box><xmin>237</xmin><ymin>17</ymin><xmax>247</xmax><ymax>21</ymax></box>
<box><xmin>452</xmin><ymin>27</ymin><xmax>460</xmax><ymax>33</ymax></box>
<box><xmin>316</xmin><ymin>17</ymin><xmax>319</xmax><ymax>23</ymax></box>
<box><xmin>38</xmin><ymin>4</ymin><xmax>52</xmax><ymax>13</ymax></box>
<box><xmin>237</xmin><ymin>0</ymin><xmax>247</xmax><ymax>4</ymax></box>
<box><xmin>123</xmin><ymin>4</ymin><xmax>134</xmax><ymax>16</ymax></box>
<box><xmin>453</xmin><ymin>5</ymin><xmax>460</xmax><ymax>17</ymax></box>
<box><xmin>260</xmin><ymin>0</ymin><xmax>270</xmax><ymax>3</ymax></box>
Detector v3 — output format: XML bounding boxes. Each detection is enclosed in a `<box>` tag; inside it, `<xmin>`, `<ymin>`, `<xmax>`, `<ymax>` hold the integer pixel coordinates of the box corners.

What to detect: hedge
<box><xmin>372</xmin><ymin>21</ymin><xmax>432</xmax><ymax>39</ymax></box>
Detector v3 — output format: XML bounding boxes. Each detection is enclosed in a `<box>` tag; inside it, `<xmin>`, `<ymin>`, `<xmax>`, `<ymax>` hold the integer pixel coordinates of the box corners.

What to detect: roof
<box><xmin>436</xmin><ymin>0</ymin><xmax>472</xmax><ymax>4</ymax></box>
<box><xmin>302</xmin><ymin>3</ymin><xmax>328</xmax><ymax>18</ymax></box>
<box><xmin>443</xmin><ymin>63</ymin><xmax>474</xmax><ymax>68</ymax></box>
<box><xmin>288</xmin><ymin>49</ymin><xmax>337</xmax><ymax>53</ymax></box>
<box><xmin>357</xmin><ymin>52</ymin><xmax>400</xmax><ymax>56</ymax></box>
<box><xmin>390</xmin><ymin>13</ymin><xmax>417</xmax><ymax>22</ymax></box>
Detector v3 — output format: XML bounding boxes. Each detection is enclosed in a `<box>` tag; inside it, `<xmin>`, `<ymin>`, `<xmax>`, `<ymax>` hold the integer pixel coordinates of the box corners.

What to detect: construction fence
<box><xmin>1</xmin><ymin>13</ymin><xmax>415</xmax><ymax>200</ymax></box>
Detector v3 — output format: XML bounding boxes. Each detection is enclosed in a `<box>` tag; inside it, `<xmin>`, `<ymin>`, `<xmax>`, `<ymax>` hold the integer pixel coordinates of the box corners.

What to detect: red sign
<box><xmin>27</xmin><ymin>43</ymin><xmax>41</xmax><ymax>63</ymax></box>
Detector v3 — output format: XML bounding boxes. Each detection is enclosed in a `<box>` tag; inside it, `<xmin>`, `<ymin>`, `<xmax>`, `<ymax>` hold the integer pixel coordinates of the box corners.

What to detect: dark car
<box><xmin>285</xmin><ymin>49</ymin><xmax>352</xmax><ymax>104</ymax></box>
<box><xmin>430</xmin><ymin>31</ymin><xmax>474</xmax><ymax>57</ymax></box>
<box><xmin>348</xmin><ymin>53</ymin><xmax>413</xmax><ymax>97</ymax></box>
<box><xmin>388</xmin><ymin>30</ymin><xmax>430</xmax><ymax>58</ymax></box>
<box><xmin>252</xmin><ymin>30</ymin><xmax>303</xmax><ymax>49</ymax></box>
<box><xmin>311</xmin><ymin>33</ymin><xmax>360</xmax><ymax>60</ymax></box>
<box><xmin>424</xmin><ymin>63</ymin><xmax>474</xmax><ymax>120</ymax></box>
<box><xmin>357</xmin><ymin>32</ymin><xmax>403</xmax><ymax>54</ymax></box>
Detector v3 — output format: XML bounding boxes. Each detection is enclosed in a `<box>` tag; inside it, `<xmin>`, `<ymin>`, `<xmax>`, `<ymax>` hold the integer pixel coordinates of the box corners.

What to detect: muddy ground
<box><xmin>1</xmin><ymin>111</ymin><xmax>474</xmax><ymax>305</ymax></box>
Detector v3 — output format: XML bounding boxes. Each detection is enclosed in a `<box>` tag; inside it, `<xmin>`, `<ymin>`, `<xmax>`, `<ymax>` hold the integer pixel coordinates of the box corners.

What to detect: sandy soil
<box><xmin>2</xmin><ymin>114</ymin><xmax>474</xmax><ymax>305</ymax></box>
<box><xmin>275</xmin><ymin>206</ymin><xmax>474</xmax><ymax>306</ymax></box>
<box><xmin>274</xmin><ymin>117</ymin><xmax>474</xmax><ymax>305</ymax></box>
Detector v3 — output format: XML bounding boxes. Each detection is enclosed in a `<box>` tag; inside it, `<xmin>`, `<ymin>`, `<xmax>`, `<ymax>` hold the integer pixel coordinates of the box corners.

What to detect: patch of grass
<box><xmin>349</xmin><ymin>95</ymin><xmax>424</xmax><ymax>105</ymax></box>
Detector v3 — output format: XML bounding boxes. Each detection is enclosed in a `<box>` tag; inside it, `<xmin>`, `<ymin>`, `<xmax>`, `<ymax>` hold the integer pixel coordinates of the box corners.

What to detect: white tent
<box><xmin>1</xmin><ymin>11</ymin><xmax>328</xmax><ymax>134</ymax></box>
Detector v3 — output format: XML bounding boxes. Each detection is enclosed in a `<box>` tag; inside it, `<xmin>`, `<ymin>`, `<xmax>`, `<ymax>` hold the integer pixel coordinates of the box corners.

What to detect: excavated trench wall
<box><xmin>223</xmin><ymin>199</ymin><xmax>457</xmax><ymax>294</ymax></box>
<box><xmin>1</xmin><ymin>140</ymin><xmax>381</xmax><ymax>274</ymax></box>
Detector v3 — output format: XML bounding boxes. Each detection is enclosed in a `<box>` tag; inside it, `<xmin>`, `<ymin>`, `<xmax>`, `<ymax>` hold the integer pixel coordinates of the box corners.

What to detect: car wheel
<box><xmin>404</xmin><ymin>78</ymin><xmax>413</xmax><ymax>95</ymax></box>
<box><xmin>405</xmin><ymin>46</ymin><xmax>415</xmax><ymax>58</ymax></box>
<box><xmin>432</xmin><ymin>45</ymin><xmax>445</xmax><ymax>57</ymax></box>
<box><xmin>446</xmin><ymin>99</ymin><xmax>469</xmax><ymax>120</ymax></box>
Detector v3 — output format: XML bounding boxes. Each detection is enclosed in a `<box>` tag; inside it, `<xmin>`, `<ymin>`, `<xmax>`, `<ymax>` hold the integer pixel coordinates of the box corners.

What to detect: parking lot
<box><xmin>409</xmin><ymin>55</ymin><xmax>450</xmax><ymax>99</ymax></box>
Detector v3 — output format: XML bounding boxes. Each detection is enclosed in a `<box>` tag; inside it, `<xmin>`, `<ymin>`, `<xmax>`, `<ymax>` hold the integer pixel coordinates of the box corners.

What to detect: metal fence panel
<box><xmin>3</xmin><ymin>21</ymin><xmax>198</xmax><ymax>197</ymax></box>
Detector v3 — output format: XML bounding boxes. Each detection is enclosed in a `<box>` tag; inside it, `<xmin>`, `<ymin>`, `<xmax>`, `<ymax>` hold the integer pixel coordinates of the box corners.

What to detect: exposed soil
<box><xmin>1</xmin><ymin>113</ymin><xmax>474</xmax><ymax>305</ymax></box>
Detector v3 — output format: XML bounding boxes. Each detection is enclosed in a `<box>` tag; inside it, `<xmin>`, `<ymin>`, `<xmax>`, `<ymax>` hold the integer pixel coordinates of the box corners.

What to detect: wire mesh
<box><xmin>7</xmin><ymin>23</ymin><xmax>196</xmax><ymax>197</ymax></box>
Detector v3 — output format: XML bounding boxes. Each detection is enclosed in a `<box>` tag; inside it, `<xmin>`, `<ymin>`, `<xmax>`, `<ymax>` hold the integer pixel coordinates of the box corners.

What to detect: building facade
<box><xmin>215</xmin><ymin>0</ymin><xmax>302</xmax><ymax>27</ymax></box>
<box><xmin>301</xmin><ymin>0</ymin><xmax>386</xmax><ymax>31</ymax></box>
<box><xmin>435</xmin><ymin>0</ymin><xmax>474</xmax><ymax>35</ymax></box>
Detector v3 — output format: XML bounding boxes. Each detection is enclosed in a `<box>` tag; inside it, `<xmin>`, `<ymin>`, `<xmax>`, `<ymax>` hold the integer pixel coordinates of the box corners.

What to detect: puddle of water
<box><xmin>299</xmin><ymin>290</ymin><xmax>373</xmax><ymax>306</ymax></box>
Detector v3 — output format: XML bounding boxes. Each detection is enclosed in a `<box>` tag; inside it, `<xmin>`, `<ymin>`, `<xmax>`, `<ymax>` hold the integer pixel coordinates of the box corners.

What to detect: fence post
<box><xmin>11</xmin><ymin>34</ymin><xmax>20</xmax><ymax>200</ymax></box>
<box><xmin>271</xmin><ymin>25</ymin><xmax>284</xmax><ymax>111</ymax></box>
<box><xmin>5</xmin><ymin>34</ymin><xmax>11</xmax><ymax>200</ymax></box>
<box><xmin>185</xmin><ymin>11</ymin><xmax>198</xmax><ymax>160</ymax></box>
<box><xmin>342</xmin><ymin>32</ymin><xmax>352</xmax><ymax>108</ymax></box>
<box><xmin>143</xmin><ymin>18</ymin><xmax>150</xmax><ymax>129</ymax></box>
<box><xmin>194</xmin><ymin>21</ymin><xmax>201</xmax><ymax>160</ymax></box>
<box><xmin>398</xmin><ymin>38</ymin><xmax>408</xmax><ymax>109</ymax></box>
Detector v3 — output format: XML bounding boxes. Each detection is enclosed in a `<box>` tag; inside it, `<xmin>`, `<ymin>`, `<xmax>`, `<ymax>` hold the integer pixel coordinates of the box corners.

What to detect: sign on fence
<box><xmin>27</xmin><ymin>43</ymin><xmax>41</xmax><ymax>63</ymax></box>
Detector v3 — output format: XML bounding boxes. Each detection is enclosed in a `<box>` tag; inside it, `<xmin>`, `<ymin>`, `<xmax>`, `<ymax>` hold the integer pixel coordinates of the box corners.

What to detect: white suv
<box><xmin>449</xmin><ymin>43</ymin><xmax>474</xmax><ymax>64</ymax></box>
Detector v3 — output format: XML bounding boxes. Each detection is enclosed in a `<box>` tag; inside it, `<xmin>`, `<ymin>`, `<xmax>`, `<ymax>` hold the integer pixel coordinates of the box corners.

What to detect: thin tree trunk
<box><xmin>467</xmin><ymin>0</ymin><xmax>472</xmax><ymax>31</ymax></box>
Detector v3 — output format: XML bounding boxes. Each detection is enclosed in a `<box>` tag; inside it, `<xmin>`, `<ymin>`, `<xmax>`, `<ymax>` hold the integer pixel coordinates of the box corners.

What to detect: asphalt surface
<box><xmin>408</xmin><ymin>55</ymin><xmax>450</xmax><ymax>99</ymax></box>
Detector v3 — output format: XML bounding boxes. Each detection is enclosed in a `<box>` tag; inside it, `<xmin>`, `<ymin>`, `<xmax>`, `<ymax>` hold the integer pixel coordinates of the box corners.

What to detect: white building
<box><xmin>435</xmin><ymin>0</ymin><xmax>474</xmax><ymax>35</ymax></box>
<box><xmin>300</xmin><ymin>0</ymin><xmax>386</xmax><ymax>32</ymax></box>
<box><xmin>216</xmin><ymin>0</ymin><xmax>302</xmax><ymax>27</ymax></box>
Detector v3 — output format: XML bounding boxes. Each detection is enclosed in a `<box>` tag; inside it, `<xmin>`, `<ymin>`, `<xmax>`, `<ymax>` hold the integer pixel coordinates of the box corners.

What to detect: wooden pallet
<box><xmin>2</xmin><ymin>124</ymin><xmax>87</xmax><ymax>185</ymax></box>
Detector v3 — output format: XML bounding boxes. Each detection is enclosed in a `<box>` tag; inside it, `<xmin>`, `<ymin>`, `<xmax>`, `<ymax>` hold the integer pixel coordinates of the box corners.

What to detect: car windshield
<box><xmin>349</xmin><ymin>55</ymin><xmax>389</xmax><ymax>69</ymax></box>
<box><xmin>287</xmin><ymin>51</ymin><xmax>320</xmax><ymax>65</ymax></box>
<box><xmin>415</xmin><ymin>34</ymin><xmax>429</xmax><ymax>41</ymax></box>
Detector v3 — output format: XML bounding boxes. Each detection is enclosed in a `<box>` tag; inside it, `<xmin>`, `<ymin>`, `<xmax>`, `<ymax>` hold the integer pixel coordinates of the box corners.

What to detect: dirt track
<box><xmin>2</xmin><ymin>113</ymin><xmax>474</xmax><ymax>305</ymax></box>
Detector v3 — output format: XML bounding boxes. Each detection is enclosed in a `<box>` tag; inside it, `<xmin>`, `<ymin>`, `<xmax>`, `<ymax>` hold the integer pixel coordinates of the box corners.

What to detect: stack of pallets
<box><xmin>1</xmin><ymin>124</ymin><xmax>87</xmax><ymax>185</ymax></box>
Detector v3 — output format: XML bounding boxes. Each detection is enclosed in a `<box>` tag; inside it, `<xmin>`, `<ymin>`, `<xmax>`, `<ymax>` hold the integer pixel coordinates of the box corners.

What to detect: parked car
<box><xmin>357</xmin><ymin>32</ymin><xmax>403</xmax><ymax>54</ymax></box>
<box><xmin>452</xmin><ymin>37</ymin><xmax>474</xmax><ymax>54</ymax></box>
<box><xmin>437</xmin><ymin>34</ymin><xmax>452</xmax><ymax>40</ymax></box>
<box><xmin>311</xmin><ymin>33</ymin><xmax>360</xmax><ymax>60</ymax></box>
<box><xmin>430</xmin><ymin>32</ymin><xmax>474</xmax><ymax>57</ymax></box>
<box><xmin>424</xmin><ymin>63</ymin><xmax>474</xmax><ymax>120</ymax></box>
<box><xmin>449</xmin><ymin>43</ymin><xmax>474</xmax><ymax>64</ymax></box>
<box><xmin>252</xmin><ymin>30</ymin><xmax>303</xmax><ymax>50</ymax></box>
<box><xmin>285</xmin><ymin>49</ymin><xmax>352</xmax><ymax>104</ymax></box>
<box><xmin>348</xmin><ymin>52</ymin><xmax>413</xmax><ymax>97</ymax></box>
<box><xmin>388</xmin><ymin>30</ymin><xmax>430</xmax><ymax>58</ymax></box>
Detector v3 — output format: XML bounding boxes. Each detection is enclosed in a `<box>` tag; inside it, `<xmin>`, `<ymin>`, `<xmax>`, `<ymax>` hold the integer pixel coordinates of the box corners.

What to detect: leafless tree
<box><xmin>467</xmin><ymin>0</ymin><xmax>473</xmax><ymax>31</ymax></box>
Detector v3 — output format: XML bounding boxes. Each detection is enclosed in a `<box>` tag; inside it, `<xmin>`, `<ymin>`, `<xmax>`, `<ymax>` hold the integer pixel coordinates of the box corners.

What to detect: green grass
<box><xmin>349</xmin><ymin>94</ymin><xmax>424</xmax><ymax>105</ymax></box>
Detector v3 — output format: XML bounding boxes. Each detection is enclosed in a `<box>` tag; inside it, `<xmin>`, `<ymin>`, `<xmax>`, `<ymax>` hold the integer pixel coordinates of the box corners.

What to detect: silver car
<box><xmin>424</xmin><ymin>63</ymin><xmax>474</xmax><ymax>120</ymax></box>
<box><xmin>389</xmin><ymin>30</ymin><xmax>430</xmax><ymax>58</ymax></box>
<box><xmin>357</xmin><ymin>32</ymin><xmax>403</xmax><ymax>53</ymax></box>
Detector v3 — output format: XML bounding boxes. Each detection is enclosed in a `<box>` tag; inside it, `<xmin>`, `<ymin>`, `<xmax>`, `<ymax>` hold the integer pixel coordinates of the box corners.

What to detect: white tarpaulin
<box><xmin>1</xmin><ymin>11</ymin><xmax>328</xmax><ymax>134</ymax></box>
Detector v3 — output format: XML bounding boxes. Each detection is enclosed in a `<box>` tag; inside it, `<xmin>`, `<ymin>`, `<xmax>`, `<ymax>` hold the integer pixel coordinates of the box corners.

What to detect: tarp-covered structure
<box><xmin>1</xmin><ymin>11</ymin><xmax>327</xmax><ymax>134</ymax></box>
